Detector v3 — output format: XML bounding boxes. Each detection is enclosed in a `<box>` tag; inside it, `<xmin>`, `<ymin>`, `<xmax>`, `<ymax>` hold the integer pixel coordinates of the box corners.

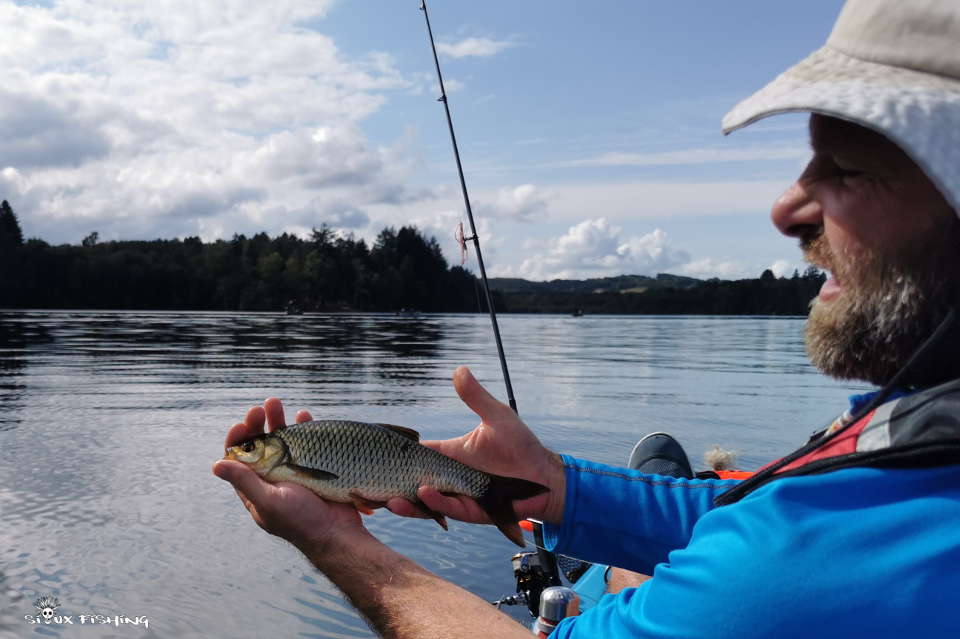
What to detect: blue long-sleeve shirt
<box><xmin>544</xmin><ymin>455</ymin><xmax>960</xmax><ymax>637</ymax></box>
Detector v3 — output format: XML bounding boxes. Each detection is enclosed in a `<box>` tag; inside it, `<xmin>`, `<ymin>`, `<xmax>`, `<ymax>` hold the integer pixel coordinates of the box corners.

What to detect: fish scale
<box><xmin>273</xmin><ymin>420</ymin><xmax>490</xmax><ymax>503</ymax></box>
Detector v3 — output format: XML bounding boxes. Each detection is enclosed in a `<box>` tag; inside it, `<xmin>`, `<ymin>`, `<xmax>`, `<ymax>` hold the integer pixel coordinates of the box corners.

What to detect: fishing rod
<box><xmin>419</xmin><ymin>0</ymin><xmax>518</xmax><ymax>414</ymax></box>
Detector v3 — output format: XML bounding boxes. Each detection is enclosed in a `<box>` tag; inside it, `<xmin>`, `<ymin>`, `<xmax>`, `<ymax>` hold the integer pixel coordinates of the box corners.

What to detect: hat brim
<box><xmin>723</xmin><ymin>45</ymin><xmax>960</xmax><ymax>215</ymax></box>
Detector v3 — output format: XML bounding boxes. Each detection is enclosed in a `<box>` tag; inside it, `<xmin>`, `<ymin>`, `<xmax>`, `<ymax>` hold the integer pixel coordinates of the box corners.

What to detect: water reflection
<box><xmin>0</xmin><ymin>313</ymin><xmax>48</xmax><ymax>431</ymax></box>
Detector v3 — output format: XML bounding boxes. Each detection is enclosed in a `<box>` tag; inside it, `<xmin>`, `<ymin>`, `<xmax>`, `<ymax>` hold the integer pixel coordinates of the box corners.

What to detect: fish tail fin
<box><xmin>475</xmin><ymin>475</ymin><xmax>550</xmax><ymax>548</ymax></box>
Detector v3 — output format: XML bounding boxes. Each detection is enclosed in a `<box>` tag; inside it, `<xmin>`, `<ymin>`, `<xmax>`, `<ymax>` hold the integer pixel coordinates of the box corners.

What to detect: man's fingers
<box><xmin>418</xmin><ymin>486</ymin><xmax>490</xmax><ymax>524</ymax></box>
<box><xmin>226</xmin><ymin>400</ymin><xmax>311</xmax><ymax>462</ymax></box>
<box><xmin>385</xmin><ymin>497</ymin><xmax>425</xmax><ymax>518</ymax></box>
<box><xmin>225</xmin><ymin>421</ymin><xmax>257</xmax><ymax>448</ymax></box>
<box><xmin>245</xmin><ymin>405</ymin><xmax>266</xmax><ymax>430</ymax></box>
<box><xmin>453</xmin><ymin>366</ymin><xmax>515</xmax><ymax>425</ymax></box>
<box><xmin>263</xmin><ymin>397</ymin><xmax>287</xmax><ymax>431</ymax></box>
<box><xmin>385</xmin><ymin>490</ymin><xmax>488</xmax><ymax>525</ymax></box>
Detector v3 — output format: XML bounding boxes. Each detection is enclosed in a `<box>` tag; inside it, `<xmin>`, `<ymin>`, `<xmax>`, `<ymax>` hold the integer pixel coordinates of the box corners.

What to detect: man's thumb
<box><xmin>453</xmin><ymin>366</ymin><xmax>514</xmax><ymax>423</ymax></box>
<box><xmin>214</xmin><ymin>460</ymin><xmax>273</xmax><ymax>506</ymax></box>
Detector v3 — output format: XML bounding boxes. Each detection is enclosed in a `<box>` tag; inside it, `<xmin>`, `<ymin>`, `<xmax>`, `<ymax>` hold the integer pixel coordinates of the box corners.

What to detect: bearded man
<box><xmin>789</xmin><ymin>115</ymin><xmax>960</xmax><ymax>388</ymax></box>
<box><xmin>215</xmin><ymin>0</ymin><xmax>960</xmax><ymax>636</ymax></box>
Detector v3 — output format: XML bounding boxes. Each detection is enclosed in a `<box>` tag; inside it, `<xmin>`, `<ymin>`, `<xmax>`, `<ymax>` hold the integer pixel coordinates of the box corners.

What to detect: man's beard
<box><xmin>802</xmin><ymin>227</ymin><xmax>960</xmax><ymax>387</ymax></box>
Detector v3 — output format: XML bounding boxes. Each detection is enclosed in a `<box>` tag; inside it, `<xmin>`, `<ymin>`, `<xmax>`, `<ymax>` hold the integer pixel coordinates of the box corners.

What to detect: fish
<box><xmin>223</xmin><ymin>419</ymin><xmax>550</xmax><ymax>547</ymax></box>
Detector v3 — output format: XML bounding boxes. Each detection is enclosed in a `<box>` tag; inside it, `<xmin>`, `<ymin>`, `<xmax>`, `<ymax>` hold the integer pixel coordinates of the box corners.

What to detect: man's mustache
<box><xmin>799</xmin><ymin>227</ymin><xmax>834</xmax><ymax>274</ymax></box>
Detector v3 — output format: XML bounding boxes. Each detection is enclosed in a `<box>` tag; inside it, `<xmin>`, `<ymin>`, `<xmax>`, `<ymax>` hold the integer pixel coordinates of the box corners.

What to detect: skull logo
<box><xmin>34</xmin><ymin>596</ymin><xmax>60</xmax><ymax>622</ymax></box>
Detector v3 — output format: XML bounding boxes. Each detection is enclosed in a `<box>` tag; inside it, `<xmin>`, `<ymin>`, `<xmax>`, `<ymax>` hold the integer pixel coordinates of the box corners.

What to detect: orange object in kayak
<box><xmin>715</xmin><ymin>470</ymin><xmax>754</xmax><ymax>480</ymax></box>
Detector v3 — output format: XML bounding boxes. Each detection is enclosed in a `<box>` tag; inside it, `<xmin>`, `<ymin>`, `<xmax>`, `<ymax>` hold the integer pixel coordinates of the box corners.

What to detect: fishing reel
<box><xmin>490</xmin><ymin>551</ymin><xmax>548</xmax><ymax>617</ymax></box>
<box><xmin>491</xmin><ymin>520</ymin><xmax>564</xmax><ymax>618</ymax></box>
<box><xmin>491</xmin><ymin>520</ymin><xmax>587</xmax><ymax>636</ymax></box>
<box><xmin>494</xmin><ymin>552</ymin><xmax>581</xmax><ymax>636</ymax></box>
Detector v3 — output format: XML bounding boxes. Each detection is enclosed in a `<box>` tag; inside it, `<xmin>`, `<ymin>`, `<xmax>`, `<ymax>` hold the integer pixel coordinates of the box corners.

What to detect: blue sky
<box><xmin>0</xmin><ymin>0</ymin><xmax>846</xmax><ymax>280</ymax></box>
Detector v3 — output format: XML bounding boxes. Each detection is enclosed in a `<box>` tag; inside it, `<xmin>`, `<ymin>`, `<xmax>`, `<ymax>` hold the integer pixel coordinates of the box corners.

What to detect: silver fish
<box><xmin>224</xmin><ymin>419</ymin><xmax>549</xmax><ymax>547</ymax></box>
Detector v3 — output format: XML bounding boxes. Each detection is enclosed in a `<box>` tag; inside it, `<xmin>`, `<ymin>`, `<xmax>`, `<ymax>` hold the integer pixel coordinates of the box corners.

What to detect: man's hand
<box><xmin>386</xmin><ymin>366</ymin><xmax>567</xmax><ymax>526</ymax></box>
<box><xmin>211</xmin><ymin>398</ymin><xmax>374</xmax><ymax>555</ymax></box>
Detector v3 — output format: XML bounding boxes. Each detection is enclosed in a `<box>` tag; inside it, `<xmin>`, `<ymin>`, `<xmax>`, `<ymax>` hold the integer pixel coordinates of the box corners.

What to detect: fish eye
<box><xmin>241</xmin><ymin>441</ymin><xmax>256</xmax><ymax>453</ymax></box>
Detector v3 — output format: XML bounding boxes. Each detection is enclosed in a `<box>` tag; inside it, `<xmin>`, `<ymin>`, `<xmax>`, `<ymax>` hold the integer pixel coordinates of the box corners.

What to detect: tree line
<box><xmin>0</xmin><ymin>200</ymin><xmax>824</xmax><ymax>315</ymax></box>
<box><xmin>0</xmin><ymin>201</ymin><xmax>479</xmax><ymax>312</ymax></box>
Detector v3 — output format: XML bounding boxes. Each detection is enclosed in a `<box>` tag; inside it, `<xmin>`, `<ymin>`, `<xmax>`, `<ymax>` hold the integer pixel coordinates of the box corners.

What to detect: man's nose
<box><xmin>771</xmin><ymin>182</ymin><xmax>822</xmax><ymax>238</ymax></box>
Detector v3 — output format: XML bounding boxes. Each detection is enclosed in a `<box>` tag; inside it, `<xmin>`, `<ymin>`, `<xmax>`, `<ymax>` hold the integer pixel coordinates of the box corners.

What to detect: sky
<box><xmin>0</xmin><ymin>0</ymin><xmax>847</xmax><ymax>281</ymax></box>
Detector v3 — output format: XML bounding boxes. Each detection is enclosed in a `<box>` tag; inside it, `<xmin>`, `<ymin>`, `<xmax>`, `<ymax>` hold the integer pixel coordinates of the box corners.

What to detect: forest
<box><xmin>0</xmin><ymin>200</ymin><xmax>825</xmax><ymax>315</ymax></box>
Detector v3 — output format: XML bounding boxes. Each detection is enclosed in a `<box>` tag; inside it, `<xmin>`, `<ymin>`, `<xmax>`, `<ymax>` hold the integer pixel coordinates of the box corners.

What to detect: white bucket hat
<box><xmin>722</xmin><ymin>0</ymin><xmax>960</xmax><ymax>216</ymax></box>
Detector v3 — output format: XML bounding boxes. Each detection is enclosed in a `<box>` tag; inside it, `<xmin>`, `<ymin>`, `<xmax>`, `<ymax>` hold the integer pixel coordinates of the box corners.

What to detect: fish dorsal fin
<box><xmin>379</xmin><ymin>423</ymin><xmax>421</xmax><ymax>442</ymax></box>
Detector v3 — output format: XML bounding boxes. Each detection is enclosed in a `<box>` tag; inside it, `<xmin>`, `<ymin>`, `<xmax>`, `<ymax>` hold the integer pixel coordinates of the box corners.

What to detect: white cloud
<box><xmin>478</xmin><ymin>184</ymin><xmax>553</xmax><ymax>221</ymax></box>
<box><xmin>618</xmin><ymin>229</ymin><xmax>690</xmax><ymax>270</ymax></box>
<box><xmin>0</xmin><ymin>0</ymin><xmax>417</xmax><ymax>244</ymax></box>
<box><xmin>492</xmin><ymin>217</ymin><xmax>781</xmax><ymax>281</ymax></box>
<box><xmin>436</xmin><ymin>37</ymin><xmax>516</xmax><ymax>59</ymax></box>
<box><xmin>235</xmin><ymin>122</ymin><xmax>388</xmax><ymax>189</ymax></box>
<box><xmin>277</xmin><ymin>197</ymin><xmax>371</xmax><ymax>231</ymax></box>
<box><xmin>513</xmin><ymin>218</ymin><xmax>691</xmax><ymax>281</ymax></box>
<box><xmin>0</xmin><ymin>167</ymin><xmax>26</xmax><ymax>192</ymax></box>
<box><xmin>769</xmin><ymin>259</ymin><xmax>792</xmax><ymax>278</ymax></box>
<box><xmin>675</xmin><ymin>258</ymin><xmax>753</xmax><ymax>280</ymax></box>
<box><xmin>442</xmin><ymin>78</ymin><xmax>466</xmax><ymax>94</ymax></box>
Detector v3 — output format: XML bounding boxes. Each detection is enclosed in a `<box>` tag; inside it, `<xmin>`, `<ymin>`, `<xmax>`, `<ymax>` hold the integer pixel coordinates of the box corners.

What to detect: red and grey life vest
<box><xmin>715</xmin><ymin>378</ymin><xmax>960</xmax><ymax>505</ymax></box>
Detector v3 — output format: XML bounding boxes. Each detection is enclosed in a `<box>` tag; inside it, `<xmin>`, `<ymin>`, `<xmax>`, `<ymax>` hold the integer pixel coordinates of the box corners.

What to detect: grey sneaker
<box><xmin>627</xmin><ymin>432</ymin><xmax>694</xmax><ymax>479</ymax></box>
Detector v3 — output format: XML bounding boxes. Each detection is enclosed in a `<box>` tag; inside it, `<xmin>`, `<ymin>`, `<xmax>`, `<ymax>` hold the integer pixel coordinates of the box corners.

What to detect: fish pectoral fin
<box><xmin>378</xmin><ymin>423</ymin><xmax>421</xmax><ymax>442</ymax></box>
<box><xmin>349</xmin><ymin>494</ymin><xmax>387</xmax><ymax>516</ymax></box>
<box><xmin>286</xmin><ymin>463</ymin><xmax>338</xmax><ymax>481</ymax></box>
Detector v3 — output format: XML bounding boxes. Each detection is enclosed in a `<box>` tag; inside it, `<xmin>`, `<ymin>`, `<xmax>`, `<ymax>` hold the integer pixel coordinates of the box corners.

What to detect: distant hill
<box><xmin>487</xmin><ymin>273</ymin><xmax>702</xmax><ymax>294</ymax></box>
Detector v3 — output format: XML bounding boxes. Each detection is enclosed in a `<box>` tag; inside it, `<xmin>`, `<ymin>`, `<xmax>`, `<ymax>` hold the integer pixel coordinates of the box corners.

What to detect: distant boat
<box><xmin>285</xmin><ymin>300</ymin><xmax>304</xmax><ymax>315</ymax></box>
<box><xmin>572</xmin><ymin>308</ymin><xmax>584</xmax><ymax>317</ymax></box>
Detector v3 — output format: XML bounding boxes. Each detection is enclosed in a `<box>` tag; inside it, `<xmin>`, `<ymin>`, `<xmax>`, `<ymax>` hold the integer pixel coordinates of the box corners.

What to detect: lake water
<box><xmin>0</xmin><ymin>311</ymin><xmax>867</xmax><ymax>638</ymax></box>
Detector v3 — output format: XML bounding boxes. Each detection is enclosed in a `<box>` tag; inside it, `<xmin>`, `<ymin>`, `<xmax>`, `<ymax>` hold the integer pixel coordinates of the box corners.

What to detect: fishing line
<box><xmin>472</xmin><ymin>278</ymin><xmax>485</xmax><ymax>314</ymax></box>
<box><xmin>420</xmin><ymin>0</ymin><xmax>518</xmax><ymax>414</ymax></box>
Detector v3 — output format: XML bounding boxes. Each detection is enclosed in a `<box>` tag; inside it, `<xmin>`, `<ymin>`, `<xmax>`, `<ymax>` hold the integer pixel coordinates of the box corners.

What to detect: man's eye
<box><xmin>805</xmin><ymin>152</ymin><xmax>865</xmax><ymax>184</ymax></box>
<box><xmin>835</xmin><ymin>166</ymin><xmax>864</xmax><ymax>180</ymax></box>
